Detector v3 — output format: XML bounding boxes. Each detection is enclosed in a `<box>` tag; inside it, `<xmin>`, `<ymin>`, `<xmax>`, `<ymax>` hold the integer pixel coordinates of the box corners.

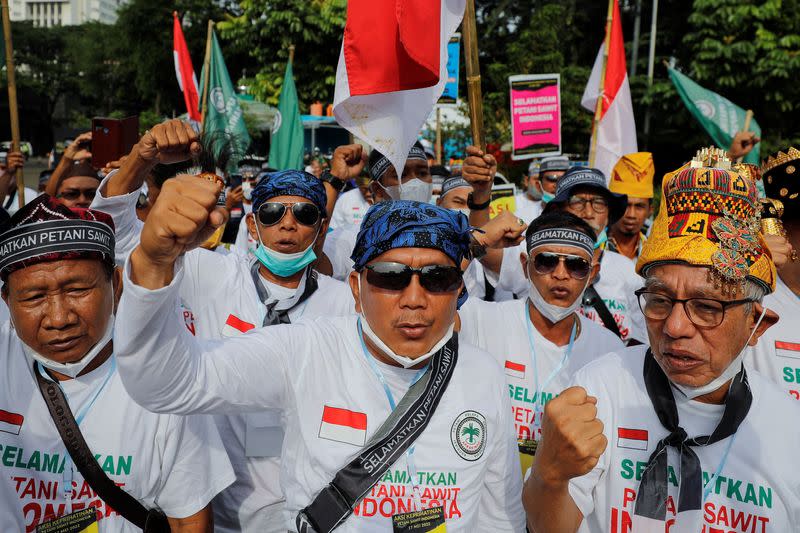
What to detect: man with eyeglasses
<box><xmin>112</xmin><ymin>194</ymin><xmax>526</xmax><ymax>531</ymax></box>
<box><xmin>91</xmin><ymin>120</ymin><xmax>360</xmax><ymax>532</ymax></box>
<box><xmin>457</xmin><ymin>211</ymin><xmax>624</xmax><ymax>477</ymax></box>
<box><xmin>523</xmin><ymin>151</ymin><xmax>800</xmax><ymax>532</ymax></box>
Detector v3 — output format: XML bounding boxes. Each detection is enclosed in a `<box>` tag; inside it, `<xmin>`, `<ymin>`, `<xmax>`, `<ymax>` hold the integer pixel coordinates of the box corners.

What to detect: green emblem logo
<box><xmin>451</xmin><ymin>410</ymin><xmax>487</xmax><ymax>461</ymax></box>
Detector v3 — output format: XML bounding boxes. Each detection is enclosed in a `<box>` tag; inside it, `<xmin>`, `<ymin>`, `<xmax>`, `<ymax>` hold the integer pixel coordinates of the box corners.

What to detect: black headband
<box><xmin>526</xmin><ymin>228</ymin><xmax>594</xmax><ymax>257</ymax></box>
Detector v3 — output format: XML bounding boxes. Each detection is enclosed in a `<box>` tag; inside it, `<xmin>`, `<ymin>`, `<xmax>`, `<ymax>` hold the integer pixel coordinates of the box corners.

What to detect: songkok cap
<box><xmin>440</xmin><ymin>176</ymin><xmax>471</xmax><ymax>199</ymax></box>
<box><xmin>637</xmin><ymin>147</ymin><xmax>775</xmax><ymax>294</ymax></box>
<box><xmin>251</xmin><ymin>169</ymin><xmax>328</xmax><ymax>217</ymax></box>
<box><xmin>548</xmin><ymin>167</ymin><xmax>628</xmax><ymax>225</ymax></box>
<box><xmin>762</xmin><ymin>147</ymin><xmax>800</xmax><ymax>219</ymax></box>
<box><xmin>539</xmin><ymin>156</ymin><xmax>570</xmax><ymax>173</ymax></box>
<box><xmin>528</xmin><ymin>160</ymin><xmax>540</xmax><ymax>177</ymax></box>
<box><xmin>368</xmin><ymin>142</ymin><xmax>427</xmax><ymax>182</ymax></box>
<box><xmin>0</xmin><ymin>195</ymin><xmax>115</xmax><ymax>281</ymax></box>
<box><xmin>609</xmin><ymin>152</ymin><xmax>655</xmax><ymax>199</ymax></box>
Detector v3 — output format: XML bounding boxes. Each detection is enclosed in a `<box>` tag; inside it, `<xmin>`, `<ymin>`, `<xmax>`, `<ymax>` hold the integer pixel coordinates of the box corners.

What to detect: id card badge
<box><xmin>518</xmin><ymin>438</ymin><xmax>538</xmax><ymax>478</ymax></box>
<box><xmin>392</xmin><ymin>506</ymin><xmax>447</xmax><ymax>532</ymax></box>
<box><xmin>36</xmin><ymin>508</ymin><xmax>98</xmax><ymax>533</ymax></box>
<box><xmin>245</xmin><ymin>410</ymin><xmax>284</xmax><ymax>457</ymax></box>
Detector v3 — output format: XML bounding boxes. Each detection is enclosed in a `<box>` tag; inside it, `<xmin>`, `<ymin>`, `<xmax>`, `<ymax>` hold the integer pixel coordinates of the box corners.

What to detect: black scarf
<box><xmin>634</xmin><ymin>349</ymin><xmax>752</xmax><ymax>520</ymax></box>
<box><xmin>250</xmin><ymin>262</ymin><xmax>319</xmax><ymax>326</ymax></box>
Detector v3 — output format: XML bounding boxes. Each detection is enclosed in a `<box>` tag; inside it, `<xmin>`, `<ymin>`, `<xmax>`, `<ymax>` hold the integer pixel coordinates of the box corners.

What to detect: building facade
<box><xmin>10</xmin><ymin>0</ymin><xmax>128</xmax><ymax>27</ymax></box>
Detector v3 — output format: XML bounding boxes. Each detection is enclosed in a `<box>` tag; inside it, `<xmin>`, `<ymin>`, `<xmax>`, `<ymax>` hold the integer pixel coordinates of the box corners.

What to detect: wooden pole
<box><xmin>1</xmin><ymin>0</ymin><xmax>23</xmax><ymax>208</ymax></box>
<box><xmin>200</xmin><ymin>20</ymin><xmax>214</xmax><ymax>134</ymax></box>
<box><xmin>736</xmin><ymin>109</ymin><xmax>754</xmax><ymax>163</ymax></box>
<box><xmin>461</xmin><ymin>0</ymin><xmax>484</xmax><ymax>151</ymax></box>
<box><xmin>589</xmin><ymin>0</ymin><xmax>614</xmax><ymax>167</ymax></box>
<box><xmin>435</xmin><ymin>106</ymin><xmax>442</xmax><ymax>164</ymax></box>
<box><xmin>288</xmin><ymin>44</ymin><xmax>295</xmax><ymax>65</ymax></box>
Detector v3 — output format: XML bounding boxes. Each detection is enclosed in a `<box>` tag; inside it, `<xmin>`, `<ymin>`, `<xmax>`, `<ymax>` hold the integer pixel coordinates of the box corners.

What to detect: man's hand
<box><xmin>133</xmin><ymin>175</ymin><xmax>227</xmax><ymax>288</ymax></box>
<box><xmin>225</xmin><ymin>185</ymin><xmax>244</xmax><ymax>211</ymax></box>
<box><xmin>462</xmin><ymin>145</ymin><xmax>496</xmax><ymax>200</ymax></box>
<box><xmin>534</xmin><ymin>386</ymin><xmax>607</xmax><ymax>486</ymax></box>
<box><xmin>475</xmin><ymin>210</ymin><xmax>527</xmax><ymax>249</ymax></box>
<box><xmin>101</xmin><ymin>155</ymin><xmax>128</xmax><ymax>176</ymax></box>
<box><xmin>330</xmin><ymin>144</ymin><xmax>367</xmax><ymax>180</ymax></box>
<box><xmin>63</xmin><ymin>132</ymin><xmax>92</xmax><ymax>163</ymax></box>
<box><xmin>3</xmin><ymin>151</ymin><xmax>25</xmax><ymax>174</ymax></box>
<box><xmin>727</xmin><ymin>131</ymin><xmax>760</xmax><ymax>161</ymax></box>
<box><xmin>136</xmin><ymin>120</ymin><xmax>201</xmax><ymax>165</ymax></box>
<box><xmin>764</xmin><ymin>233</ymin><xmax>794</xmax><ymax>269</ymax></box>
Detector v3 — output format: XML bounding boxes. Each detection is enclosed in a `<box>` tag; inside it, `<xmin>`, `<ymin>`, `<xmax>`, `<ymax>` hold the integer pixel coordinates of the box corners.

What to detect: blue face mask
<box><xmin>253</xmin><ymin>223</ymin><xmax>319</xmax><ymax>278</ymax></box>
<box><xmin>594</xmin><ymin>228</ymin><xmax>608</xmax><ymax>250</ymax></box>
<box><xmin>541</xmin><ymin>191</ymin><xmax>555</xmax><ymax>204</ymax></box>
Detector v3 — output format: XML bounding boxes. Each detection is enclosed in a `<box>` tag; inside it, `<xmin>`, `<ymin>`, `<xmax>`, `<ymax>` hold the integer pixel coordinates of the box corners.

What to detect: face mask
<box><xmin>594</xmin><ymin>229</ymin><xmax>608</xmax><ymax>250</ymax></box>
<box><xmin>452</xmin><ymin>207</ymin><xmax>471</xmax><ymax>218</ymax></box>
<box><xmin>357</xmin><ymin>276</ymin><xmax>454</xmax><ymax>368</ymax></box>
<box><xmin>528</xmin><ymin>276</ymin><xmax>590</xmax><ymax>323</ymax></box>
<box><xmin>241</xmin><ymin>181</ymin><xmax>253</xmax><ymax>201</ymax></box>
<box><xmin>383</xmin><ymin>178</ymin><xmax>434</xmax><ymax>203</ymax></box>
<box><xmin>671</xmin><ymin>306</ymin><xmax>768</xmax><ymax>400</ymax></box>
<box><xmin>541</xmin><ymin>191</ymin><xmax>555</xmax><ymax>204</ymax></box>
<box><xmin>253</xmin><ymin>221</ymin><xmax>319</xmax><ymax>278</ymax></box>
<box><xmin>19</xmin><ymin>314</ymin><xmax>115</xmax><ymax>379</ymax></box>
<box><xmin>527</xmin><ymin>183</ymin><xmax>543</xmax><ymax>201</ymax></box>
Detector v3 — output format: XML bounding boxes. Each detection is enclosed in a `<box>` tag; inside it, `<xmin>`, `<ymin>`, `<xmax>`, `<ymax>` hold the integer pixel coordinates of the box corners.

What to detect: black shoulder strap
<box><xmin>582</xmin><ymin>284</ymin><xmax>623</xmax><ymax>338</ymax></box>
<box><xmin>296</xmin><ymin>335</ymin><xmax>459</xmax><ymax>533</ymax></box>
<box><xmin>34</xmin><ymin>363</ymin><xmax>171</xmax><ymax>532</ymax></box>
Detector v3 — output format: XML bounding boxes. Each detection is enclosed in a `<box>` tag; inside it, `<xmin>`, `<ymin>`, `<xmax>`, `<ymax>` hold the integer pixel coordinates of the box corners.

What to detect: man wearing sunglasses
<box><xmin>523</xmin><ymin>153</ymin><xmax>800</xmax><ymax>533</ymax></box>
<box><xmin>113</xmin><ymin>193</ymin><xmax>526</xmax><ymax>531</ymax></box>
<box><xmin>457</xmin><ymin>212</ymin><xmax>624</xmax><ymax>477</ymax></box>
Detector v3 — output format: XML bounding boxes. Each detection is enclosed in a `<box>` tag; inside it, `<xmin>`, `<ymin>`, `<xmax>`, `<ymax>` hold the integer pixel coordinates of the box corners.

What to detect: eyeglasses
<box><xmin>57</xmin><ymin>188</ymin><xmax>97</xmax><ymax>202</ymax></box>
<box><xmin>634</xmin><ymin>289</ymin><xmax>754</xmax><ymax>328</ymax></box>
<box><xmin>364</xmin><ymin>262</ymin><xmax>463</xmax><ymax>293</ymax></box>
<box><xmin>568</xmin><ymin>195</ymin><xmax>608</xmax><ymax>213</ymax></box>
<box><xmin>531</xmin><ymin>252</ymin><xmax>592</xmax><ymax>279</ymax></box>
<box><xmin>256</xmin><ymin>202</ymin><xmax>321</xmax><ymax>227</ymax></box>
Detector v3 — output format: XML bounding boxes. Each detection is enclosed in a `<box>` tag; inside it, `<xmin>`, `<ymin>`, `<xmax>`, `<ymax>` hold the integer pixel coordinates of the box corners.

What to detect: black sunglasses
<box><xmin>364</xmin><ymin>262</ymin><xmax>463</xmax><ymax>293</ymax></box>
<box><xmin>532</xmin><ymin>252</ymin><xmax>592</xmax><ymax>279</ymax></box>
<box><xmin>257</xmin><ymin>202</ymin><xmax>321</xmax><ymax>227</ymax></box>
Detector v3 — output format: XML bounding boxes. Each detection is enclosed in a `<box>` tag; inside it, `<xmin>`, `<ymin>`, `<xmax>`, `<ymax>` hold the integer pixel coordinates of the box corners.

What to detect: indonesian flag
<box><xmin>222</xmin><ymin>314</ymin><xmax>255</xmax><ymax>337</ymax></box>
<box><xmin>173</xmin><ymin>12</ymin><xmax>201</xmax><ymax>122</ymax></box>
<box><xmin>775</xmin><ymin>341</ymin><xmax>800</xmax><ymax>360</ymax></box>
<box><xmin>318</xmin><ymin>405</ymin><xmax>367</xmax><ymax>446</ymax></box>
<box><xmin>0</xmin><ymin>409</ymin><xmax>23</xmax><ymax>435</ymax></box>
<box><xmin>581</xmin><ymin>0</ymin><xmax>637</xmax><ymax>183</ymax></box>
<box><xmin>504</xmin><ymin>360</ymin><xmax>526</xmax><ymax>379</ymax></box>
<box><xmin>333</xmin><ymin>0</ymin><xmax>466</xmax><ymax>178</ymax></box>
<box><xmin>617</xmin><ymin>427</ymin><xmax>648</xmax><ymax>450</ymax></box>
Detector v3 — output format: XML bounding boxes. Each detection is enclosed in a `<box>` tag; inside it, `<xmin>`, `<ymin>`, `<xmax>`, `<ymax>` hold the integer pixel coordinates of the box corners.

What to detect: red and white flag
<box><xmin>333</xmin><ymin>0</ymin><xmax>466</xmax><ymax>179</ymax></box>
<box><xmin>173</xmin><ymin>12</ymin><xmax>201</xmax><ymax>122</ymax></box>
<box><xmin>581</xmin><ymin>0</ymin><xmax>637</xmax><ymax>182</ymax></box>
<box><xmin>318</xmin><ymin>405</ymin><xmax>368</xmax><ymax>446</ymax></box>
<box><xmin>775</xmin><ymin>341</ymin><xmax>800</xmax><ymax>360</ymax></box>
<box><xmin>504</xmin><ymin>360</ymin><xmax>526</xmax><ymax>379</ymax></box>
<box><xmin>617</xmin><ymin>427</ymin><xmax>648</xmax><ymax>450</ymax></box>
<box><xmin>0</xmin><ymin>409</ymin><xmax>23</xmax><ymax>435</ymax></box>
<box><xmin>222</xmin><ymin>314</ymin><xmax>255</xmax><ymax>337</ymax></box>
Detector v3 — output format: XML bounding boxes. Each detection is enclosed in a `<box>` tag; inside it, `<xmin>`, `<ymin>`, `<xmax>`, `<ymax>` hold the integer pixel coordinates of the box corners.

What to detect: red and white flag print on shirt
<box><xmin>333</xmin><ymin>0</ymin><xmax>466</xmax><ymax>179</ymax></box>
<box><xmin>581</xmin><ymin>0</ymin><xmax>637</xmax><ymax>182</ymax></box>
<box><xmin>173</xmin><ymin>12</ymin><xmax>201</xmax><ymax>122</ymax></box>
<box><xmin>775</xmin><ymin>341</ymin><xmax>800</xmax><ymax>359</ymax></box>
<box><xmin>0</xmin><ymin>409</ymin><xmax>23</xmax><ymax>435</ymax></box>
<box><xmin>222</xmin><ymin>314</ymin><xmax>255</xmax><ymax>337</ymax></box>
<box><xmin>504</xmin><ymin>360</ymin><xmax>526</xmax><ymax>379</ymax></box>
<box><xmin>617</xmin><ymin>427</ymin><xmax>648</xmax><ymax>451</ymax></box>
<box><xmin>318</xmin><ymin>406</ymin><xmax>368</xmax><ymax>446</ymax></box>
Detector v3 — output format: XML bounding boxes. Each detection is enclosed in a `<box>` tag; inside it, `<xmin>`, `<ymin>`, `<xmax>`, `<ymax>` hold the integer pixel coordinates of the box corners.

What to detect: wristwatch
<box><xmin>469</xmin><ymin>232</ymin><xmax>488</xmax><ymax>260</ymax></box>
<box><xmin>320</xmin><ymin>170</ymin><xmax>347</xmax><ymax>193</ymax></box>
<box><xmin>467</xmin><ymin>192</ymin><xmax>492</xmax><ymax>211</ymax></box>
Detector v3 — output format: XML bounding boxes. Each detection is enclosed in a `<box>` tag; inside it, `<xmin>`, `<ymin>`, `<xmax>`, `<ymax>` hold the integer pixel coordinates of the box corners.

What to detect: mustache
<box><xmin>391</xmin><ymin>314</ymin><xmax>435</xmax><ymax>327</ymax></box>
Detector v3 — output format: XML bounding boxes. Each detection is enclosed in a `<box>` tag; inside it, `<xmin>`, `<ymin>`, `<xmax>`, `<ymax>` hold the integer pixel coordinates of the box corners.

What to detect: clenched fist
<box><xmin>476</xmin><ymin>210</ymin><xmax>527</xmax><ymax>249</ymax></box>
<box><xmin>330</xmin><ymin>143</ymin><xmax>367</xmax><ymax>180</ymax></box>
<box><xmin>136</xmin><ymin>120</ymin><xmax>201</xmax><ymax>165</ymax></box>
<box><xmin>462</xmin><ymin>145</ymin><xmax>496</xmax><ymax>197</ymax></box>
<box><xmin>534</xmin><ymin>386</ymin><xmax>607</xmax><ymax>485</ymax></box>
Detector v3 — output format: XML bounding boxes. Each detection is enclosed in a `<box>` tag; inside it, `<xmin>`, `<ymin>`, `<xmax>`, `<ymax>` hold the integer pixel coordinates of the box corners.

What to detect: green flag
<box><xmin>268</xmin><ymin>60</ymin><xmax>304</xmax><ymax>170</ymax></box>
<box><xmin>668</xmin><ymin>67</ymin><xmax>761</xmax><ymax>164</ymax></box>
<box><xmin>200</xmin><ymin>29</ymin><xmax>251</xmax><ymax>158</ymax></box>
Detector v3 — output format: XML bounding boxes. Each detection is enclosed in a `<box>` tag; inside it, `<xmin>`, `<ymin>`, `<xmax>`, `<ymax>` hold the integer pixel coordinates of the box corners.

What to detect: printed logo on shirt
<box><xmin>504</xmin><ymin>360</ymin><xmax>525</xmax><ymax>379</ymax></box>
<box><xmin>180</xmin><ymin>302</ymin><xmax>196</xmax><ymax>336</ymax></box>
<box><xmin>450</xmin><ymin>411</ymin><xmax>486</xmax><ymax>462</ymax></box>
<box><xmin>616</xmin><ymin>427</ymin><xmax>648</xmax><ymax>451</ymax></box>
<box><xmin>222</xmin><ymin>314</ymin><xmax>255</xmax><ymax>337</ymax></box>
<box><xmin>774</xmin><ymin>340</ymin><xmax>800</xmax><ymax>359</ymax></box>
<box><xmin>0</xmin><ymin>409</ymin><xmax>23</xmax><ymax>435</ymax></box>
<box><xmin>318</xmin><ymin>405</ymin><xmax>368</xmax><ymax>446</ymax></box>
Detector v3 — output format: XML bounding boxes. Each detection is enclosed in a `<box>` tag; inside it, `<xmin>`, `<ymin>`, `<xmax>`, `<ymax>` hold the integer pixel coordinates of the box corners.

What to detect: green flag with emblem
<box><xmin>668</xmin><ymin>67</ymin><xmax>761</xmax><ymax>164</ymax></box>
<box><xmin>268</xmin><ymin>59</ymin><xmax>304</xmax><ymax>171</ymax></box>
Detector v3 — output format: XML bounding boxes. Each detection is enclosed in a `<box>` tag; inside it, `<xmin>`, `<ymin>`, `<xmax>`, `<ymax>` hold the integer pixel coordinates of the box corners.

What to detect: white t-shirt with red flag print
<box><xmin>113</xmin><ymin>263</ymin><xmax>527</xmax><ymax>532</ymax></box>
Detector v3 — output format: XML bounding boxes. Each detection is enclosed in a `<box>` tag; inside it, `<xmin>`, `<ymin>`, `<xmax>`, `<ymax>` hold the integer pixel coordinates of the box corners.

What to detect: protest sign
<box><xmin>509</xmin><ymin>74</ymin><xmax>561</xmax><ymax>160</ymax></box>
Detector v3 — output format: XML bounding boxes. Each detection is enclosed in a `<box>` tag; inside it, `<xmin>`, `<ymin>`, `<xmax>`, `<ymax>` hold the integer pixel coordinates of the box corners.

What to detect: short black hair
<box><xmin>525</xmin><ymin>211</ymin><xmax>597</xmax><ymax>244</ymax></box>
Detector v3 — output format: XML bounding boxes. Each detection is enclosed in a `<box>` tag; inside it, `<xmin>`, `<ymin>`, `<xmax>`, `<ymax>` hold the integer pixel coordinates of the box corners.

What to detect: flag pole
<box><xmin>200</xmin><ymin>20</ymin><xmax>215</xmax><ymax>134</ymax></box>
<box><xmin>288</xmin><ymin>44</ymin><xmax>295</xmax><ymax>66</ymax></box>
<box><xmin>435</xmin><ymin>106</ymin><xmax>442</xmax><ymax>164</ymax></box>
<box><xmin>1</xmin><ymin>0</ymin><xmax>23</xmax><ymax>208</ymax></box>
<box><xmin>736</xmin><ymin>109</ymin><xmax>753</xmax><ymax>163</ymax></box>
<box><xmin>589</xmin><ymin>0</ymin><xmax>614</xmax><ymax>167</ymax></box>
<box><xmin>462</xmin><ymin>0</ymin><xmax>485</xmax><ymax>151</ymax></box>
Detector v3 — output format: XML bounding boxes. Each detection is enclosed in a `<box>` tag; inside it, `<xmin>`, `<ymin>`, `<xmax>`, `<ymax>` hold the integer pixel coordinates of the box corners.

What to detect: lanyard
<box><xmin>702</xmin><ymin>430</ymin><xmax>737</xmax><ymax>502</ymax></box>
<box><xmin>524</xmin><ymin>304</ymin><xmax>577</xmax><ymax>427</ymax></box>
<box><xmin>37</xmin><ymin>356</ymin><xmax>117</xmax><ymax>500</ymax></box>
<box><xmin>357</xmin><ymin>319</ymin><xmax>427</xmax><ymax>509</ymax></box>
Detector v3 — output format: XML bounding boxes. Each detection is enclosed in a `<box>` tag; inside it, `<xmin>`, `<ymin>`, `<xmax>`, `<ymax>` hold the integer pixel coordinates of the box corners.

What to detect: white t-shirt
<box><xmin>323</xmin><ymin>223</ymin><xmax>360</xmax><ymax>281</ymax></box>
<box><xmin>330</xmin><ymin>188</ymin><xmax>371</xmax><ymax>230</ymax></box>
<box><xmin>749</xmin><ymin>276</ymin><xmax>800</xmax><ymax>401</ymax></box>
<box><xmin>513</xmin><ymin>193</ymin><xmax>543</xmax><ymax>224</ymax></box>
<box><xmin>114</xmin><ymin>264</ymin><xmax>527</xmax><ymax>532</ymax></box>
<box><xmin>3</xmin><ymin>187</ymin><xmax>39</xmax><ymax>214</ymax></box>
<box><xmin>566</xmin><ymin>346</ymin><xmax>800</xmax><ymax>532</ymax></box>
<box><xmin>496</xmin><ymin>245</ymin><xmax>647</xmax><ymax>343</ymax></box>
<box><xmin>92</xmin><ymin>181</ymin><xmax>356</xmax><ymax>532</ymax></box>
<box><xmin>0</xmin><ymin>323</ymin><xmax>234</xmax><ymax>532</ymax></box>
<box><xmin>233</xmin><ymin>202</ymin><xmax>256</xmax><ymax>259</ymax></box>
<box><xmin>462</xmin><ymin>261</ymin><xmax>517</xmax><ymax>302</ymax></box>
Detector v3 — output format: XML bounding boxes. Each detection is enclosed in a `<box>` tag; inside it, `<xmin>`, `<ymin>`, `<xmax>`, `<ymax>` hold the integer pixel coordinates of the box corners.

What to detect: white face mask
<box><xmin>382</xmin><ymin>178</ymin><xmax>434</xmax><ymax>204</ymax></box>
<box><xmin>357</xmin><ymin>276</ymin><xmax>454</xmax><ymax>368</ymax></box>
<box><xmin>241</xmin><ymin>181</ymin><xmax>253</xmax><ymax>201</ymax></box>
<box><xmin>528</xmin><ymin>276</ymin><xmax>590</xmax><ymax>324</ymax></box>
<box><xmin>671</xmin><ymin>306</ymin><xmax>768</xmax><ymax>399</ymax></box>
